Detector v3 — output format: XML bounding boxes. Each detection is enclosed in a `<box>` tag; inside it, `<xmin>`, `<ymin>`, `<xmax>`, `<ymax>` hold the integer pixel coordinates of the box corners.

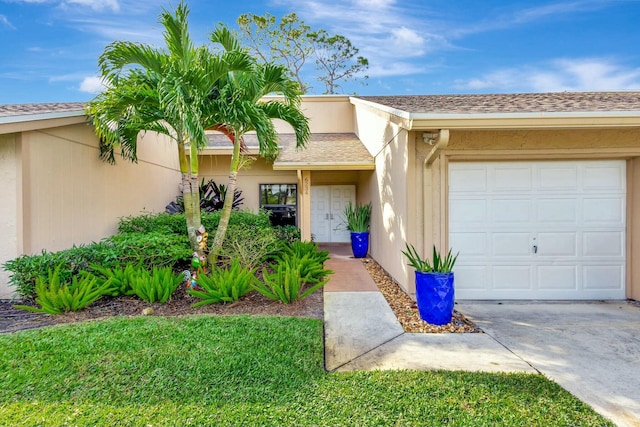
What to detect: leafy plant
<box><xmin>273</xmin><ymin>225</ymin><xmax>301</xmax><ymax>245</ymax></box>
<box><xmin>342</xmin><ymin>202</ymin><xmax>372</xmax><ymax>232</ymax></box>
<box><xmin>165</xmin><ymin>179</ymin><xmax>244</xmax><ymax>214</ymax></box>
<box><xmin>221</xmin><ymin>224</ymin><xmax>280</xmax><ymax>269</ymax></box>
<box><xmin>278</xmin><ymin>241</ymin><xmax>330</xmax><ymax>265</ymax></box>
<box><xmin>91</xmin><ymin>262</ymin><xmax>140</xmax><ymax>297</ymax></box>
<box><xmin>188</xmin><ymin>260</ymin><xmax>258</xmax><ymax>306</ymax></box>
<box><xmin>108</xmin><ymin>232</ymin><xmax>191</xmax><ymax>269</ymax></box>
<box><xmin>255</xmin><ymin>254</ymin><xmax>332</xmax><ymax>304</ymax></box>
<box><xmin>14</xmin><ymin>265</ymin><xmax>108</xmax><ymax>314</ymax></box>
<box><xmin>402</xmin><ymin>243</ymin><xmax>459</xmax><ymax>273</ymax></box>
<box><xmin>127</xmin><ymin>266</ymin><xmax>182</xmax><ymax>303</ymax></box>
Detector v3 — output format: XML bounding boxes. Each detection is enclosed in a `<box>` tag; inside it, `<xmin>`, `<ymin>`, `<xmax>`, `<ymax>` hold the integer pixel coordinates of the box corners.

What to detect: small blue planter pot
<box><xmin>415</xmin><ymin>271</ymin><xmax>455</xmax><ymax>325</ymax></box>
<box><xmin>350</xmin><ymin>232</ymin><xmax>369</xmax><ymax>258</ymax></box>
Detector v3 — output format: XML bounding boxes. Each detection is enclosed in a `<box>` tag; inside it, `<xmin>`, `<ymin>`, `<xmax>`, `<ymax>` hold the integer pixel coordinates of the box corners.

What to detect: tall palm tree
<box><xmin>205</xmin><ymin>27</ymin><xmax>311</xmax><ymax>265</ymax></box>
<box><xmin>85</xmin><ymin>2</ymin><xmax>252</xmax><ymax>260</ymax></box>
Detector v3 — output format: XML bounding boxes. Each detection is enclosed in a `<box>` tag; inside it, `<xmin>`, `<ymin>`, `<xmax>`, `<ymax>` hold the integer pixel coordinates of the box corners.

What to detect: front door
<box><xmin>311</xmin><ymin>185</ymin><xmax>355</xmax><ymax>242</ymax></box>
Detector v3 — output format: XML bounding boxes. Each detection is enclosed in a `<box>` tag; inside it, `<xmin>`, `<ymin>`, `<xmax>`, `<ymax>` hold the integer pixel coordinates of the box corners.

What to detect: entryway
<box><xmin>449</xmin><ymin>160</ymin><xmax>626</xmax><ymax>299</ymax></box>
<box><xmin>311</xmin><ymin>185</ymin><xmax>355</xmax><ymax>243</ymax></box>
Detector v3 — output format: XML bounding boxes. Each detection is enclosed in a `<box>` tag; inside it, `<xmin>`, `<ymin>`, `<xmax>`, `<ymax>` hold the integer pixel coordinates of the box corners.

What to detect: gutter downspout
<box><xmin>422</xmin><ymin>129</ymin><xmax>450</xmax><ymax>255</ymax></box>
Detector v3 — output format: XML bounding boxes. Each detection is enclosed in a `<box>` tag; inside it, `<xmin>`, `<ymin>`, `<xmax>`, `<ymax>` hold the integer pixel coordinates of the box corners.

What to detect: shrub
<box><xmin>188</xmin><ymin>260</ymin><xmax>258</xmax><ymax>306</ymax></box>
<box><xmin>127</xmin><ymin>266</ymin><xmax>182</xmax><ymax>303</ymax></box>
<box><xmin>165</xmin><ymin>179</ymin><xmax>244</xmax><ymax>214</ymax></box>
<box><xmin>3</xmin><ymin>242</ymin><xmax>120</xmax><ymax>300</ymax></box>
<box><xmin>108</xmin><ymin>232</ymin><xmax>191</xmax><ymax>269</ymax></box>
<box><xmin>14</xmin><ymin>265</ymin><xmax>109</xmax><ymax>314</ymax></box>
<box><xmin>273</xmin><ymin>225</ymin><xmax>301</xmax><ymax>245</ymax></box>
<box><xmin>221</xmin><ymin>224</ymin><xmax>280</xmax><ymax>269</ymax></box>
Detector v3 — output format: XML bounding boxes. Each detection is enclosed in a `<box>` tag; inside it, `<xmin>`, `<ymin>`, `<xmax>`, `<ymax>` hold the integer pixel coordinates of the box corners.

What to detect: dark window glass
<box><xmin>259</xmin><ymin>184</ymin><xmax>297</xmax><ymax>226</ymax></box>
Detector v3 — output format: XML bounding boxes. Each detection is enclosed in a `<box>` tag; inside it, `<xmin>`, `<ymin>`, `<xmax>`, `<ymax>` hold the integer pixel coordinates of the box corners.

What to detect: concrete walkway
<box><xmin>322</xmin><ymin>244</ymin><xmax>640</xmax><ymax>427</ymax></box>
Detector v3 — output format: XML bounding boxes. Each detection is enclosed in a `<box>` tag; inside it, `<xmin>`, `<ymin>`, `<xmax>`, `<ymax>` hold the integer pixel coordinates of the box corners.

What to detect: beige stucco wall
<box><xmin>0</xmin><ymin>123</ymin><xmax>181</xmax><ymax>298</ymax></box>
<box><xmin>271</xmin><ymin>96</ymin><xmax>354</xmax><ymax>134</ymax></box>
<box><xmin>0</xmin><ymin>134</ymin><xmax>18</xmax><ymax>298</ymax></box>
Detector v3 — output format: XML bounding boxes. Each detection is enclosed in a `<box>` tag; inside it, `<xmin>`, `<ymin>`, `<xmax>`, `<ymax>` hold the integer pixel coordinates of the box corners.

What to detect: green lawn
<box><xmin>0</xmin><ymin>316</ymin><xmax>612</xmax><ymax>426</ymax></box>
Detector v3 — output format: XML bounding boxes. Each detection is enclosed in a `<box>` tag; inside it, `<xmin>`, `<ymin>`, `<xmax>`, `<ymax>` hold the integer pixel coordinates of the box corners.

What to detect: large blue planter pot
<box><xmin>415</xmin><ymin>271</ymin><xmax>455</xmax><ymax>325</ymax></box>
<box><xmin>350</xmin><ymin>232</ymin><xmax>369</xmax><ymax>258</ymax></box>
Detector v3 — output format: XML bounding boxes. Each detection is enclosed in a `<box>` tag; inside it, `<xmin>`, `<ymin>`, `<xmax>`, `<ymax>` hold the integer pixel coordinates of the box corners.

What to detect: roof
<box><xmin>0</xmin><ymin>102</ymin><xmax>85</xmax><ymax>118</ymax></box>
<box><xmin>0</xmin><ymin>102</ymin><xmax>87</xmax><ymax>134</ymax></box>
<box><xmin>205</xmin><ymin>132</ymin><xmax>374</xmax><ymax>170</ymax></box>
<box><xmin>357</xmin><ymin>92</ymin><xmax>640</xmax><ymax>115</ymax></box>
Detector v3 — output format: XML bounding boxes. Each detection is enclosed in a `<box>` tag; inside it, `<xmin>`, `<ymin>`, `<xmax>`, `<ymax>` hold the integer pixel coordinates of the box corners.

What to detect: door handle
<box><xmin>533</xmin><ymin>245</ymin><xmax>538</xmax><ymax>254</ymax></box>
<box><xmin>325</xmin><ymin>213</ymin><xmax>329</xmax><ymax>220</ymax></box>
<box><xmin>330</xmin><ymin>214</ymin><xmax>334</xmax><ymax>220</ymax></box>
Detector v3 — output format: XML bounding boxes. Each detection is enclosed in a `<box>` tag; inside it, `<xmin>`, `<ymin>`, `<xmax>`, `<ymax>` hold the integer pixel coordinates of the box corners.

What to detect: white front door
<box><xmin>311</xmin><ymin>185</ymin><xmax>355</xmax><ymax>243</ymax></box>
<box><xmin>449</xmin><ymin>160</ymin><xmax>626</xmax><ymax>300</ymax></box>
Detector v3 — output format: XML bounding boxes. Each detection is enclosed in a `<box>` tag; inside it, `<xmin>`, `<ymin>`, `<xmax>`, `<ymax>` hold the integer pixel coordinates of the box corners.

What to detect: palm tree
<box><xmin>85</xmin><ymin>2</ymin><xmax>252</xmax><ymax>260</ymax></box>
<box><xmin>205</xmin><ymin>27</ymin><xmax>310</xmax><ymax>265</ymax></box>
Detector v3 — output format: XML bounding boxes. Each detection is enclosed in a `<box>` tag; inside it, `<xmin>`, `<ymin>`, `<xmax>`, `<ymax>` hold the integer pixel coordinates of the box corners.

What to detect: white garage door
<box><xmin>449</xmin><ymin>160</ymin><xmax>626</xmax><ymax>300</ymax></box>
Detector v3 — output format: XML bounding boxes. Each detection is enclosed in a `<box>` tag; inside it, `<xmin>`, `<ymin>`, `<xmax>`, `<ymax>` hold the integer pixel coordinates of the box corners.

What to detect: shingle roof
<box><xmin>0</xmin><ymin>102</ymin><xmax>85</xmax><ymax>118</ymax></box>
<box><xmin>358</xmin><ymin>92</ymin><xmax>640</xmax><ymax>115</ymax></box>
<box><xmin>206</xmin><ymin>132</ymin><xmax>374</xmax><ymax>169</ymax></box>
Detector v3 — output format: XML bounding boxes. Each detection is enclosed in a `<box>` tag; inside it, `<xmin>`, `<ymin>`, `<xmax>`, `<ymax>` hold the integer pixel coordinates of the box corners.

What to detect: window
<box><xmin>259</xmin><ymin>184</ymin><xmax>297</xmax><ymax>226</ymax></box>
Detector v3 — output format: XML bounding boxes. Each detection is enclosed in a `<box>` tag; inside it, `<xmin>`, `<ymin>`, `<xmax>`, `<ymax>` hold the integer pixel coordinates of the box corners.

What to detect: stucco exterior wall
<box><xmin>271</xmin><ymin>96</ymin><xmax>354</xmax><ymax>134</ymax></box>
<box><xmin>353</xmin><ymin>103</ymin><xmax>412</xmax><ymax>292</ymax></box>
<box><xmin>0</xmin><ymin>134</ymin><xmax>18</xmax><ymax>298</ymax></box>
<box><xmin>22</xmin><ymin>123</ymin><xmax>181</xmax><ymax>255</ymax></box>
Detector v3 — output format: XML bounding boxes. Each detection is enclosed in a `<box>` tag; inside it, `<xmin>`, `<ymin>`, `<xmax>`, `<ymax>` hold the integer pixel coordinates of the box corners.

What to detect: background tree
<box><xmin>236</xmin><ymin>13</ymin><xmax>368</xmax><ymax>94</ymax></box>
<box><xmin>205</xmin><ymin>26</ymin><xmax>310</xmax><ymax>265</ymax></box>
<box><xmin>237</xmin><ymin>12</ymin><xmax>312</xmax><ymax>93</ymax></box>
<box><xmin>86</xmin><ymin>2</ymin><xmax>252</xmax><ymax>261</ymax></box>
<box><xmin>309</xmin><ymin>30</ymin><xmax>369</xmax><ymax>94</ymax></box>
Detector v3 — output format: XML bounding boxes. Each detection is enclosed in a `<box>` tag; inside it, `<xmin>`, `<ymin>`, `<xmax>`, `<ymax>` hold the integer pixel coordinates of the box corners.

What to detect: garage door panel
<box><xmin>583</xmin><ymin>198</ymin><xmax>624</xmax><ymax>223</ymax></box>
<box><xmin>583</xmin><ymin>165</ymin><xmax>625</xmax><ymax>189</ymax></box>
<box><xmin>449</xmin><ymin>160</ymin><xmax>626</xmax><ymax>300</ymax></box>
<box><xmin>583</xmin><ymin>232</ymin><xmax>624</xmax><ymax>257</ymax></box>
<box><xmin>492</xmin><ymin>233</ymin><xmax>531</xmax><ymax>256</ymax></box>
<box><xmin>449</xmin><ymin>232</ymin><xmax>486</xmax><ymax>256</ymax></box>
<box><xmin>537</xmin><ymin>198</ymin><xmax>578</xmax><ymax>223</ymax></box>
<box><xmin>538</xmin><ymin>165</ymin><xmax>578</xmax><ymax>190</ymax></box>
<box><xmin>583</xmin><ymin>265</ymin><xmax>624</xmax><ymax>290</ymax></box>
<box><xmin>492</xmin><ymin>199</ymin><xmax>532</xmax><ymax>223</ymax></box>
<box><xmin>537</xmin><ymin>232</ymin><xmax>576</xmax><ymax>256</ymax></box>
<box><xmin>492</xmin><ymin>266</ymin><xmax>532</xmax><ymax>290</ymax></box>
<box><xmin>494</xmin><ymin>167</ymin><xmax>532</xmax><ymax>190</ymax></box>
<box><xmin>537</xmin><ymin>265</ymin><xmax>578</xmax><ymax>290</ymax></box>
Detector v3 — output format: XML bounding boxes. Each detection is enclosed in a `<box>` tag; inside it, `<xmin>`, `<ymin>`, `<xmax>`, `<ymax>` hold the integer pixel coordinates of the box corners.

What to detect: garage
<box><xmin>449</xmin><ymin>160</ymin><xmax>626</xmax><ymax>300</ymax></box>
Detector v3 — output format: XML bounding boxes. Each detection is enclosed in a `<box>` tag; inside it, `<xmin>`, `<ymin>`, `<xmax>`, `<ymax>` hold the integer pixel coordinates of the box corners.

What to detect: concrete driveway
<box><xmin>458</xmin><ymin>301</ymin><xmax>640</xmax><ymax>427</ymax></box>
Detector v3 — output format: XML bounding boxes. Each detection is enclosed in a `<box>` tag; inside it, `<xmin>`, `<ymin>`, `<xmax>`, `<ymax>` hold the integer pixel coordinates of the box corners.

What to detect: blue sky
<box><xmin>1</xmin><ymin>0</ymin><xmax>640</xmax><ymax>104</ymax></box>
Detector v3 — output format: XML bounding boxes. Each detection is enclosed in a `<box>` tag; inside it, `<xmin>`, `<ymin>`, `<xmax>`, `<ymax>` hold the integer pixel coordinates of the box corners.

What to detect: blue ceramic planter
<box><xmin>350</xmin><ymin>232</ymin><xmax>369</xmax><ymax>258</ymax></box>
<box><xmin>415</xmin><ymin>271</ymin><xmax>455</xmax><ymax>325</ymax></box>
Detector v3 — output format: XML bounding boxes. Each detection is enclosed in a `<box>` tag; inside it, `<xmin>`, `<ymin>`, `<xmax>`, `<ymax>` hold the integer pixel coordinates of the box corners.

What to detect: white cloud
<box><xmin>0</xmin><ymin>14</ymin><xmax>16</xmax><ymax>29</ymax></box>
<box><xmin>389</xmin><ymin>27</ymin><xmax>426</xmax><ymax>57</ymax></box>
<box><xmin>455</xmin><ymin>58</ymin><xmax>640</xmax><ymax>92</ymax></box>
<box><xmin>65</xmin><ymin>0</ymin><xmax>119</xmax><ymax>12</ymax></box>
<box><xmin>79</xmin><ymin>76</ymin><xmax>106</xmax><ymax>93</ymax></box>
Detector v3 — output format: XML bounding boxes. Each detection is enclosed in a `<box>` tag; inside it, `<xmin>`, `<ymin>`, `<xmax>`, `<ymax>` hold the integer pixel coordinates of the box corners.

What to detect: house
<box><xmin>2</xmin><ymin>92</ymin><xmax>640</xmax><ymax>301</ymax></box>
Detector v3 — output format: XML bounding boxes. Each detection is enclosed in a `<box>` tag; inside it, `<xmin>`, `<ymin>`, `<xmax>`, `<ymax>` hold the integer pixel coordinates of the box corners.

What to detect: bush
<box><xmin>91</xmin><ymin>262</ymin><xmax>140</xmax><ymax>297</ymax></box>
<box><xmin>188</xmin><ymin>260</ymin><xmax>258</xmax><ymax>306</ymax></box>
<box><xmin>165</xmin><ymin>179</ymin><xmax>244</xmax><ymax>214</ymax></box>
<box><xmin>3</xmin><ymin>242</ymin><xmax>120</xmax><ymax>300</ymax></box>
<box><xmin>108</xmin><ymin>232</ymin><xmax>191</xmax><ymax>269</ymax></box>
<box><xmin>221</xmin><ymin>224</ymin><xmax>280</xmax><ymax>269</ymax></box>
<box><xmin>273</xmin><ymin>225</ymin><xmax>301</xmax><ymax>245</ymax></box>
<box><xmin>127</xmin><ymin>266</ymin><xmax>182</xmax><ymax>303</ymax></box>
<box><xmin>14</xmin><ymin>265</ymin><xmax>110</xmax><ymax>314</ymax></box>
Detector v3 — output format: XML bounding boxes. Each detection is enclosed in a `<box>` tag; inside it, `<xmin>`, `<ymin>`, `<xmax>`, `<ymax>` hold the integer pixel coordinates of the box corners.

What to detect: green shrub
<box><xmin>118</xmin><ymin>210</ymin><xmax>272</xmax><ymax>235</ymax></box>
<box><xmin>108</xmin><ymin>232</ymin><xmax>191</xmax><ymax>269</ymax></box>
<box><xmin>127</xmin><ymin>266</ymin><xmax>182</xmax><ymax>303</ymax></box>
<box><xmin>14</xmin><ymin>265</ymin><xmax>109</xmax><ymax>314</ymax></box>
<box><xmin>188</xmin><ymin>260</ymin><xmax>258</xmax><ymax>306</ymax></box>
<box><xmin>279</xmin><ymin>241</ymin><xmax>329</xmax><ymax>264</ymax></box>
<box><xmin>91</xmin><ymin>262</ymin><xmax>140</xmax><ymax>297</ymax></box>
<box><xmin>221</xmin><ymin>224</ymin><xmax>280</xmax><ymax>269</ymax></box>
<box><xmin>3</xmin><ymin>242</ymin><xmax>120</xmax><ymax>300</ymax></box>
<box><xmin>273</xmin><ymin>225</ymin><xmax>301</xmax><ymax>244</ymax></box>
<box><xmin>255</xmin><ymin>255</ymin><xmax>332</xmax><ymax>304</ymax></box>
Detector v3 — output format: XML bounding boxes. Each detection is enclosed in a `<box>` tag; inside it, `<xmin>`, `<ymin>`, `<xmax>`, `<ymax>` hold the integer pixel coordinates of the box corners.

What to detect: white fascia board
<box><xmin>0</xmin><ymin>110</ymin><xmax>85</xmax><ymax>125</ymax></box>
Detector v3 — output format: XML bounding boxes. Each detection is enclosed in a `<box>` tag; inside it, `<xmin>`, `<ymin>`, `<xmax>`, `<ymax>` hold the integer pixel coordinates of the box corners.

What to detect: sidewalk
<box><xmin>321</xmin><ymin>244</ymin><xmax>535</xmax><ymax>373</ymax></box>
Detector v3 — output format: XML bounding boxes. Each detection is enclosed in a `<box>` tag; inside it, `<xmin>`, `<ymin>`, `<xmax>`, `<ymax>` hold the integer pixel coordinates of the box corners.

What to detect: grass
<box><xmin>0</xmin><ymin>316</ymin><xmax>613</xmax><ymax>427</ymax></box>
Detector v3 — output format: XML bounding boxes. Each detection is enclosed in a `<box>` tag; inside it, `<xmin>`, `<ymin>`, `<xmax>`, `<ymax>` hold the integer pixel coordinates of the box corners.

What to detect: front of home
<box><xmin>2</xmin><ymin>92</ymin><xmax>640</xmax><ymax>301</ymax></box>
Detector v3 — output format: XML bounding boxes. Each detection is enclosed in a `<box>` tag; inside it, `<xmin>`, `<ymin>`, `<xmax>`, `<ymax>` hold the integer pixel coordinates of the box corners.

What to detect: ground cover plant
<box><xmin>0</xmin><ymin>316</ymin><xmax>612</xmax><ymax>426</ymax></box>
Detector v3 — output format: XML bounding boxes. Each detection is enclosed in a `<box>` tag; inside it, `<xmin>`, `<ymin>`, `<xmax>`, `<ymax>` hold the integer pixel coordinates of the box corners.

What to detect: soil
<box><xmin>0</xmin><ymin>257</ymin><xmax>481</xmax><ymax>334</ymax></box>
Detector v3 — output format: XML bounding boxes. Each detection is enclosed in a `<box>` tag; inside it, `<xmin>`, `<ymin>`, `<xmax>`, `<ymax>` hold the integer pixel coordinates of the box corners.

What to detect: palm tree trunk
<box><xmin>208</xmin><ymin>133</ymin><xmax>242</xmax><ymax>266</ymax></box>
<box><xmin>179</xmin><ymin>140</ymin><xmax>203</xmax><ymax>256</ymax></box>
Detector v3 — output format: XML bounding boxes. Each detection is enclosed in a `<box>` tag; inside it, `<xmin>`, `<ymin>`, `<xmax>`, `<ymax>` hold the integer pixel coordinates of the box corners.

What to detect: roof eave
<box><xmin>0</xmin><ymin>110</ymin><xmax>87</xmax><ymax>134</ymax></box>
<box><xmin>272</xmin><ymin>161</ymin><xmax>375</xmax><ymax>171</ymax></box>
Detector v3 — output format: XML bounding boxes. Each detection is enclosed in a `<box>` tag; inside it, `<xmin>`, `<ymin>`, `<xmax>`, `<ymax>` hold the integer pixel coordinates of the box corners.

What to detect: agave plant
<box><xmin>402</xmin><ymin>243</ymin><xmax>458</xmax><ymax>273</ymax></box>
<box><xmin>342</xmin><ymin>202</ymin><xmax>372</xmax><ymax>232</ymax></box>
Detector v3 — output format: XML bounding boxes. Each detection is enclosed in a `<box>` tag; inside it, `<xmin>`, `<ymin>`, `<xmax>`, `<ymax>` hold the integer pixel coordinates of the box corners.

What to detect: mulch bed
<box><xmin>1</xmin><ymin>256</ymin><xmax>481</xmax><ymax>334</ymax></box>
